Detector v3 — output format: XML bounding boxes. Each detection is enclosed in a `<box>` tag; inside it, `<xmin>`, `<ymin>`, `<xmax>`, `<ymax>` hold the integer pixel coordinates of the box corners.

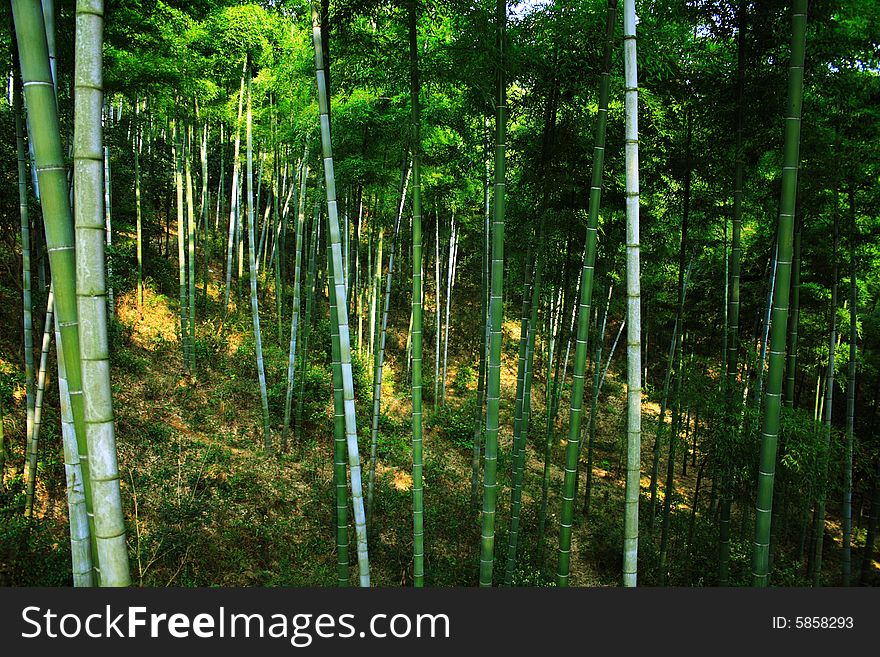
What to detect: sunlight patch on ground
<box><xmin>117</xmin><ymin>287</ymin><xmax>179</xmax><ymax>350</ymax></box>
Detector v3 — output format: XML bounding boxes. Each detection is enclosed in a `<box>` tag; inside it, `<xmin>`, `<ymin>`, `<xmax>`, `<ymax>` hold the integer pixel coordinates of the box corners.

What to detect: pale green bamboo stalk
<box><xmin>224</xmin><ymin>61</ymin><xmax>246</xmax><ymax>312</ymax></box>
<box><xmin>312</xmin><ymin>2</ymin><xmax>369</xmax><ymax>586</ymax></box>
<box><xmin>134</xmin><ymin>98</ymin><xmax>143</xmax><ymax>309</ymax></box>
<box><xmin>441</xmin><ymin>216</ymin><xmax>457</xmax><ymax>405</ymax></box>
<box><xmin>328</xmin><ymin>227</ymin><xmax>349</xmax><ymax>585</ymax></box>
<box><xmin>103</xmin><ymin>103</ymin><xmax>114</xmax><ymax>314</ymax></box>
<box><xmin>73</xmin><ymin>0</ymin><xmax>130</xmax><ymax>586</ymax></box>
<box><xmin>245</xmin><ymin>63</ymin><xmax>271</xmax><ymax>453</ymax></box>
<box><xmin>55</xmin><ymin>309</ymin><xmax>94</xmax><ymax>586</ymax></box>
<box><xmin>282</xmin><ymin>150</ymin><xmax>309</xmax><ymax>450</ymax></box>
<box><xmin>185</xmin><ymin>121</ymin><xmax>196</xmax><ymax>371</ymax></box>
<box><xmin>12</xmin><ymin>0</ymin><xmax>98</xmax><ymax>577</ymax></box>
<box><xmin>622</xmin><ymin>0</ymin><xmax>643</xmax><ymax>587</ymax></box>
<box><xmin>25</xmin><ymin>290</ymin><xmax>53</xmax><ymax>518</ymax></box>
<box><xmin>173</xmin><ymin>116</ymin><xmax>189</xmax><ymax>367</ymax></box>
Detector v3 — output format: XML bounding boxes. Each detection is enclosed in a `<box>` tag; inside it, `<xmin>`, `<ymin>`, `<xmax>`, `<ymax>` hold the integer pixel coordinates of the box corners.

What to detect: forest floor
<box><xmin>0</xmin><ymin>232</ymin><xmax>876</xmax><ymax>587</ymax></box>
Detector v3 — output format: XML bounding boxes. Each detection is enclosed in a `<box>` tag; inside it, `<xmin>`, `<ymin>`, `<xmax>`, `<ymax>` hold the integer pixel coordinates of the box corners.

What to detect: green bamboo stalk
<box><xmin>134</xmin><ymin>98</ymin><xmax>143</xmax><ymax>309</ymax></box>
<box><xmin>328</xmin><ymin>217</ymin><xmax>349</xmax><ymax>586</ymax></box>
<box><xmin>173</xmin><ymin>116</ymin><xmax>189</xmax><ymax>367</ymax></box>
<box><xmin>185</xmin><ymin>122</ymin><xmax>196</xmax><ymax>371</ymax></box>
<box><xmin>55</xmin><ymin>307</ymin><xmax>94</xmax><ymax>586</ymax></box>
<box><xmin>282</xmin><ymin>151</ymin><xmax>309</xmax><ymax>450</ymax></box>
<box><xmin>471</xmin><ymin>124</ymin><xmax>491</xmax><ymax>509</ymax></box>
<box><xmin>25</xmin><ymin>290</ymin><xmax>53</xmax><ymax>517</ymax></box>
<box><xmin>312</xmin><ymin>1</ymin><xmax>369</xmax><ymax>586</ymax></box>
<box><xmin>441</xmin><ymin>218</ymin><xmax>457</xmax><ymax>405</ymax></box>
<box><xmin>785</xmin><ymin>229</ymin><xmax>802</xmax><ymax>406</ymax></box>
<box><xmin>720</xmin><ymin>0</ymin><xmax>747</xmax><ymax>585</ymax></box>
<box><xmin>408</xmin><ymin>0</ymin><xmax>425</xmax><ymax>587</ymax></box>
<box><xmin>13</xmin><ymin>49</ymin><xmax>35</xmax><ymax>490</ymax></box>
<box><xmin>73</xmin><ymin>0</ymin><xmax>130</xmax><ymax>586</ymax></box>
<box><xmin>557</xmin><ymin>0</ymin><xmax>617</xmax><ymax>587</ymax></box>
<box><xmin>842</xmin><ymin>189</ymin><xmax>857</xmax><ymax>585</ymax></box>
<box><xmin>582</xmin><ymin>286</ymin><xmax>613</xmax><ymax>519</ymax></box>
<box><xmin>505</xmin><ymin>238</ymin><xmax>543</xmax><ymax>584</ymax></box>
<box><xmin>296</xmin><ymin>206</ymin><xmax>319</xmax><ymax>441</ymax></box>
<box><xmin>12</xmin><ymin>0</ymin><xmax>99</xmax><ymax>578</ymax></box>
<box><xmin>813</xmin><ymin>211</ymin><xmax>839</xmax><ymax>587</ymax></box>
<box><xmin>752</xmin><ymin>0</ymin><xmax>807</xmax><ymax>587</ymax></box>
<box><xmin>433</xmin><ymin>212</ymin><xmax>441</xmax><ymax>407</ymax></box>
<box><xmin>367</xmin><ymin>157</ymin><xmax>411</xmax><ymax>526</ymax></box>
<box><xmin>244</xmin><ymin>63</ymin><xmax>271</xmax><ymax>453</ymax></box>
<box><xmin>224</xmin><ymin>61</ymin><xmax>246</xmax><ymax>313</ymax></box>
<box><xmin>480</xmin><ymin>0</ymin><xmax>507</xmax><ymax>588</ymax></box>
<box><xmin>103</xmin><ymin>103</ymin><xmax>114</xmax><ymax>315</ymax></box>
<box><xmin>622</xmin><ymin>0</ymin><xmax>643</xmax><ymax>587</ymax></box>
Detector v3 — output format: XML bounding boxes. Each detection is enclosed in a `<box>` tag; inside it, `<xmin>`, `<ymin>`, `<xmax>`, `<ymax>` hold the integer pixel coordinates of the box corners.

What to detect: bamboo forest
<box><xmin>0</xmin><ymin>0</ymin><xmax>878</xmax><ymax>590</ymax></box>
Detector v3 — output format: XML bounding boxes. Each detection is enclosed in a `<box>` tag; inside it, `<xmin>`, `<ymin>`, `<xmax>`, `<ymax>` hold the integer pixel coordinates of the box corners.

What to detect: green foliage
<box><xmin>427</xmin><ymin>400</ymin><xmax>474</xmax><ymax>451</ymax></box>
<box><xmin>0</xmin><ymin>481</ymin><xmax>71</xmax><ymax>586</ymax></box>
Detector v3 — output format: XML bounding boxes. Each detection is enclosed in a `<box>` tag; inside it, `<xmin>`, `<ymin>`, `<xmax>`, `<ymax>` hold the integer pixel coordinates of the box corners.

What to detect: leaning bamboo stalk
<box><xmin>244</xmin><ymin>63</ymin><xmax>272</xmax><ymax>453</ymax></box>
<box><xmin>556</xmin><ymin>0</ymin><xmax>617</xmax><ymax>586</ymax></box>
<box><xmin>367</xmin><ymin>157</ymin><xmax>411</xmax><ymax>525</ymax></box>
<box><xmin>752</xmin><ymin>0</ymin><xmax>807</xmax><ymax>587</ymax></box>
<box><xmin>55</xmin><ymin>309</ymin><xmax>94</xmax><ymax>586</ymax></box>
<box><xmin>223</xmin><ymin>61</ymin><xmax>246</xmax><ymax>312</ymax></box>
<box><xmin>25</xmin><ymin>290</ymin><xmax>54</xmax><ymax>517</ymax></box>
<box><xmin>312</xmin><ymin>2</ymin><xmax>369</xmax><ymax>586</ymax></box>
<box><xmin>282</xmin><ymin>151</ymin><xmax>309</xmax><ymax>450</ymax></box>
<box><xmin>12</xmin><ymin>0</ymin><xmax>98</xmax><ymax>575</ymax></box>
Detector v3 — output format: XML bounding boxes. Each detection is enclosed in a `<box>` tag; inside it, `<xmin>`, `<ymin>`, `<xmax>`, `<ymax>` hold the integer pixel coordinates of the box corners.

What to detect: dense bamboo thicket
<box><xmin>0</xmin><ymin>0</ymin><xmax>878</xmax><ymax>589</ymax></box>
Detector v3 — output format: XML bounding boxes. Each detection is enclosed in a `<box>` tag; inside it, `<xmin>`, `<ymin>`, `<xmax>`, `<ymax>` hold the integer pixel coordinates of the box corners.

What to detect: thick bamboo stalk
<box><xmin>73</xmin><ymin>0</ymin><xmax>130</xmax><ymax>585</ymax></box>
<box><xmin>312</xmin><ymin>2</ymin><xmax>369</xmax><ymax>586</ymax></box>
<box><xmin>622</xmin><ymin>0</ymin><xmax>643</xmax><ymax>587</ymax></box>
<box><xmin>480</xmin><ymin>0</ymin><xmax>507</xmax><ymax>588</ymax></box>
<box><xmin>408</xmin><ymin>0</ymin><xmax>425</xmax><ymax>587</ymax></box>
<box><xmin>12</xmin><ymin>0</ymin><xmax>98</xmax><ymax>578</ymax></box>
<box><xmin>328</xmin><ymin>225</ymin><xmax>349</xmax><ymax>586</ymax></box>
<box><xmin>753</xmin><ymin>0</ymin><xmax>807</xmax><ymax>587</ymax></box>
<box><xmin>557</xmin><ymin>0</ymin><xmax>617</xmax><ymax>586</ymax></box>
